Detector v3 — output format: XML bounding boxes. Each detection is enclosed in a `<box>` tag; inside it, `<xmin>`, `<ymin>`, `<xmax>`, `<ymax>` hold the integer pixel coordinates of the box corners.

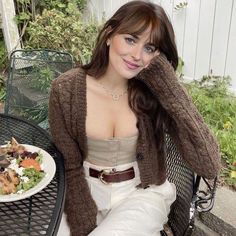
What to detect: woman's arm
<box><xmin>136</xmin><ymin>55</ymin><xmax>221</xmax><ymax>179</ymax></box>
<box><xmin>49</xmin><ymin>80</ymin><xmax>97</xmax><ymax>236</ymax></box>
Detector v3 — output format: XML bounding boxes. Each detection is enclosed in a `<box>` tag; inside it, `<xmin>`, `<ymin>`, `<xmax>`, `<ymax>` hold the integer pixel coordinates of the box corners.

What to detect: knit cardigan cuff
<box><xmin>64</xmin><ymin>168</ymin><xmax>97</xmax><ymax>236</ymax></box>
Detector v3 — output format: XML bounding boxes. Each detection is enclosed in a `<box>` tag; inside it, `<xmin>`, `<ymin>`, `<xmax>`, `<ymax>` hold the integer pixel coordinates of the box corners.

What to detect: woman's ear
<box><xmin>154</xmin><ymin>50</ymin><xmax>160</xmax><ymax>56</ymax></box>
<box><xmin>106</xmin><ymin>39</ymin><xmax>111</xmax><ymax>46</ymax></box>
<box><xmin>105</xmin><ymin>25</ymin><xmax>113</xmax><ymax>46</ymax></box>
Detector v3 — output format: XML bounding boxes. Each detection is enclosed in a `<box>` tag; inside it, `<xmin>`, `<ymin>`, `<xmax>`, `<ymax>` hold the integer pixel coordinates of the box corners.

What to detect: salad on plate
<box><xmin>0</xmin><ymin>138</ymin><xmax>45</xmax><ymax>195</ymax></box>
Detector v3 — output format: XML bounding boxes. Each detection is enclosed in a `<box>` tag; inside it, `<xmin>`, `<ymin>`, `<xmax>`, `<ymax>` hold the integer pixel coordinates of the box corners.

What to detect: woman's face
<box><xmin>106</xmin><ymin>27</ymin><xmax>159</xmax><ymax>80</ymax></box>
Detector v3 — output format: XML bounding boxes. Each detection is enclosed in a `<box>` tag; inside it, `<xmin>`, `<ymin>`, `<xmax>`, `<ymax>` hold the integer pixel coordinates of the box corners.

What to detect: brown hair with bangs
<box><xmin>83</xmin><ymin>0</ymin><xmax>179</xmax><ymax>152</ymax></box>
<box><xmin>83</xmin><ymin>0</ymin><xmax>178</xmax><ymax>76</ymax></box>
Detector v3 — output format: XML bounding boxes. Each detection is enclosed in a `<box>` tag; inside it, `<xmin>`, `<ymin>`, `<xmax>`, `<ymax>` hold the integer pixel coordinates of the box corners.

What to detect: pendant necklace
<box><xmin>98</xmin><ymin>82</ymin><xmax>128</xmax><ymax>101</ymax></box>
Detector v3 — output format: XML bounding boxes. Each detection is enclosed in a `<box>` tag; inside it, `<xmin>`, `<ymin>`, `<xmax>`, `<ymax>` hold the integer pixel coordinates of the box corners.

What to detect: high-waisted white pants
<box><xmin>58</xmin><ymin>161</ymin><xmax>176</xmax><ymax>236</ymax></box>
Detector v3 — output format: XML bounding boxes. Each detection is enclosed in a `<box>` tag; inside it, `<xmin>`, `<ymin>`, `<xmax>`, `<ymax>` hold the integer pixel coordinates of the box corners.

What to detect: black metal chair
<box><xmin>4</xmin><ymin>49</ymin><xmax>74</xmax><ymax>129</ymax></box>
<box><xmin>162</xmin><ymin>134</ymin><xmax>217</xmax><ymax>236</ymax></box>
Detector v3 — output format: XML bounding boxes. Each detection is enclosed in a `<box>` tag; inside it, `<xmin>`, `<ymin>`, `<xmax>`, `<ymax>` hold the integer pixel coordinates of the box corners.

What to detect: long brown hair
<box><xmin>83</xmin><ymin>0</ymin><xmax>178</xmax><ymax>150</ymax></box>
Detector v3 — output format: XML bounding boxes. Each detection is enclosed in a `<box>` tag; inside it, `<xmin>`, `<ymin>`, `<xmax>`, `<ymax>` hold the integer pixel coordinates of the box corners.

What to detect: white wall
<box><xmin>87</xmin><ymin>0</ymin><xmax>236</xmax><ymax>92</ymax></box>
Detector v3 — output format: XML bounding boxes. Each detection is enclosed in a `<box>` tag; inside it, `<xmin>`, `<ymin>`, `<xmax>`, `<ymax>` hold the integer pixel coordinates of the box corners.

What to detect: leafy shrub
<box><xmin>25</xmin><ymin>5</ymin><xmax>100</xmax><ymax>64</ymax></box>
<box><xmin>0</xmin><ymin>75</ymin><xmax>6</xmax><ymax>101</ymax></box>
<box><xmin>14</xmin><ymin>0</ymin><xmax>87</xmax><ymax>39</ymax></box>
<box><xmin>36</xmin><ymin>0</ymin><xmax>87</xmax><ymax>11</ymax></box>
<box><xmin>185</xmin><ymin>75</ymin><xmax>236</xmax><ymax>188</ymax></box>
<box><xmin>29</xmin><ymin>66</ymin><xmax>55</xmax><ymax>93</ymax></box>
<box><xmin>0</xmin><ymin>32</ymin><xmax>8</xmax><ymax>71</ymax></box>
<box><xmin>0</xmin><ymin>33</ymin><xmax>7</xmax><ymax>103</ymax></box>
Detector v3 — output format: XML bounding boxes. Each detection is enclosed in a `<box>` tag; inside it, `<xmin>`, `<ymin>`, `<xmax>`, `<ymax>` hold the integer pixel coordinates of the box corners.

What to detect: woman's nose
<box><xmin>131</xmin><ymin>45</ymin><xmax>142</xmax><ymax>61</ymax></box>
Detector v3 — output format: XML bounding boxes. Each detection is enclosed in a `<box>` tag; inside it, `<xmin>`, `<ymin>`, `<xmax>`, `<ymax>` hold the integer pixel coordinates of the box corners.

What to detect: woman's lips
<box><xmin>123</xmin><ymin>59</ymin><xmax>140</xmax><ymax>70</ymax></box>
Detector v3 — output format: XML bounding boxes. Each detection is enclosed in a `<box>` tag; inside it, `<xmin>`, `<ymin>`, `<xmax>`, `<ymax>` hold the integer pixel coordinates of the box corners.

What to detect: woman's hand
<box><xmin>137</xmin><ymin>52</ymin><xmax>176</xmax><ymax>83</ymax></box>
<box><xmin>136</xmin><ymin>52</ymin><xmax>181</xmax><ymax>110</ymax></box>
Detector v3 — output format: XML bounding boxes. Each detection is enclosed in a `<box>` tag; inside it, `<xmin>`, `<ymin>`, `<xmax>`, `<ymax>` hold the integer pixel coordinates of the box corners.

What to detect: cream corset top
<box><xmin>86</xmin><ymin>134</ymin><xmax>138</xmax><ymax>167</ymax></box>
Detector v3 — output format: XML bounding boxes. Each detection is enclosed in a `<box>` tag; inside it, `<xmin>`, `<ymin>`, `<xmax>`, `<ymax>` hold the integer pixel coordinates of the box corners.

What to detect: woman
<box><xmin>49</xmin><ymin>1</ymin><xmax>221</xmax><ymax>235</ymax></box>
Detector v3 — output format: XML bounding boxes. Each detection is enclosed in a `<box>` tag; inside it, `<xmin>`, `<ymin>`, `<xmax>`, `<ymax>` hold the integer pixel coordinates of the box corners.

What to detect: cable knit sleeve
<box><xmin>136</xmin><ymin>54</ymin><xmax>221</xmax><ymax>179</ymax></box>
<box><xmin>49</xmin><ymin>77</ymin><xmax>97</xmax><ymax>236</ymax></box>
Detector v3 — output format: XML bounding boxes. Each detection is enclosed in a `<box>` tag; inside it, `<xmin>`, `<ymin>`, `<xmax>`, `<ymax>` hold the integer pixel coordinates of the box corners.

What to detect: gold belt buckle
<box><xmin>99</xmin><ymin>169</ymin><xmax>112</xmax><ymax>184</ymax></box>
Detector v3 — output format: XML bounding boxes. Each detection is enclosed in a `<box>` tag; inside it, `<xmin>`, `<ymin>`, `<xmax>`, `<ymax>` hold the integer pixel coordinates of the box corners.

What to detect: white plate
<box><xmin>0</xmin><ymin>144</ymin><xmax>56</xmax><ymax>202</ymax></box>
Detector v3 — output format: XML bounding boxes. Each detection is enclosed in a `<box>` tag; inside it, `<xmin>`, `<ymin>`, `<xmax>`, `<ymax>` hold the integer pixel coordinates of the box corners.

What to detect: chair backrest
<box><xmin>4</xmin><ymin>49</ymin><xmax>73</xmax><ymax>128</ymax></box>
<box><xmin>165</xmin><ymin>134</ymin><xmax>195</xmax><ymax>236</ymax></box>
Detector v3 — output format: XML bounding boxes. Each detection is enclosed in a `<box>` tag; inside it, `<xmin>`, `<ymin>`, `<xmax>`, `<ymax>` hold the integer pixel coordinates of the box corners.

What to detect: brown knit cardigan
<box><xmin>48</xmin><ymin>55</ymin><xmax>221</xmax><ymax>236</ymax></box>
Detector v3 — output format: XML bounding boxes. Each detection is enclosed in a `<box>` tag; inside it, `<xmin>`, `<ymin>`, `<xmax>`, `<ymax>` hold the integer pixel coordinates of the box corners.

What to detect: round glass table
<box><xmin>0</xmin><ymin>113</ymin><xmax>65</xmax><ymax>236</ymax></box>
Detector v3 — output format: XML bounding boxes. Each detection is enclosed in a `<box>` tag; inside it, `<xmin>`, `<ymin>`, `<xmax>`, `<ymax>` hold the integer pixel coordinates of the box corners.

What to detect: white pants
<box><xmin>57</xmin><ymin>161</ymin><xmax>176</xmax><ymax>236</ymax></box>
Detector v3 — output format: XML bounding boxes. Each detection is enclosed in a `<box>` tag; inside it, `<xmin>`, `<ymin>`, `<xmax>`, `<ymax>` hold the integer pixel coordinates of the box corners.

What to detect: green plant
<box><xmin>176</xmin><ymin>57</ymin><xmax>184</xmax><ymax>78</ymax></box>
<box><xmin>20</xmin><ymin>102</ymin><xmax>48</xmax><ymax>123</ymax></box>
<box><xmin>26</xmin><ymin>6</ymin><xmax>100</xmax><ymax>64</ymax></box>
<box><xmin>0</xmin><ymin>75</ymin><xmax>6</xmax><ymax>101</ymax></box>
<box><xmin>29</xmin><ymin>66</ymin><xmax>55</xmax><ymax>93</ymax></box>
<box><xmin>174</xmin><ymin>1</ymin><xmax>188</xmax><ymax>10</ymax></box>
<box><xmin>0</xmin><ymin>32</ymin><xmax>8</xmax><ymax>71</ymax></box>
<box><xmin>14</xmin><ymin>0</ymin><xmax>31</xmax><ymax>39</ymax></box>
<box><xmin>38</xmin><ymin>0</ymin><xmax>86</xmax><ymax>11</ymax></box>
<box><xmin>185</xmin><ymin>75</ymin><xmax>236</xmax><ymax>188</ymax></box>
<box><xmin>14</xmin><ymin>0</ymin><xmax>87</xmax><ymax>41</ymax></box>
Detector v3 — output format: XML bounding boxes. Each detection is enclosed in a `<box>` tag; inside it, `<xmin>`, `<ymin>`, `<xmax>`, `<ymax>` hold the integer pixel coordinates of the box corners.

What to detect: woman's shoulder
<box><xmin>52</xmin><ymin>66</ymin><xmax>86</xmax><ymax>89</ymax></box>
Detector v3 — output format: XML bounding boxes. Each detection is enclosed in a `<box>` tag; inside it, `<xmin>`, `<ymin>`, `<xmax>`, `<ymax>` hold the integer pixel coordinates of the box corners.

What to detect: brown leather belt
<box><xmin>89</xmin><ymin>167</ymin><xmax>135</xmax><ymax>184</ymax></box>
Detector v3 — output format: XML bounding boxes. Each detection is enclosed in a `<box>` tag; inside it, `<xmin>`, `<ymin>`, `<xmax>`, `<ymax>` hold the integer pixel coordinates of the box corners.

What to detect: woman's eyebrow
<box><xmin>130</xmin><ymin>33</ymin><xmax>139</xmax><ymax>39</ymax></box>
<box><xmin>128</xmin><ymin>34</ymin><xmax>157</xmax><ymax>47</ymax></box>
<box><xmin>146</xmin><ymin>42</ymin><xmax>156</xmax><ymax>47</ymax></box>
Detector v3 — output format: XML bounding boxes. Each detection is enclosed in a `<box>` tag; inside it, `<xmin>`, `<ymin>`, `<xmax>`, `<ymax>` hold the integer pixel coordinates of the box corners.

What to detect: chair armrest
<box><xmin>193</xmin><ymin>175</ymin><xmax>217</xmax><ymax>213</ymax></box>
<box><xmin>182</xmin><ymin>175</ymin><xmax>217</xmax><ymax>236</ymax></box>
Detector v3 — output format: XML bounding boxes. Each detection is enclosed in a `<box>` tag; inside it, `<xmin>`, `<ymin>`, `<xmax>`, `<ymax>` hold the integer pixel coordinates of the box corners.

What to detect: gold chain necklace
<box><xmin>98</xmin><ymin>82</ymin><xmax>128</xmax><ymax>101</ymax></box>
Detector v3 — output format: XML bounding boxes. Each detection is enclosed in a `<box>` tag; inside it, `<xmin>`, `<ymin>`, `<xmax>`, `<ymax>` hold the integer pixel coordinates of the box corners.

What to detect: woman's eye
<box><xmin>125</xmin><ymin>37</ymin><xmax>135</xmax><ymax>44</ymax></box>
<box><xmin>145</xmin><ymin>45</ymin><xmax>156</xmax><ymax>54</ymax></box>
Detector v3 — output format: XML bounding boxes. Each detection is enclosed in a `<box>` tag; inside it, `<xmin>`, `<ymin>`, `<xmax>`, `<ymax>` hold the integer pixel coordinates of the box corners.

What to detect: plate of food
<box><xmin>0</xmin><ymin>138</ymin><xmax>56</xmax><ymax>202</ymax></box>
